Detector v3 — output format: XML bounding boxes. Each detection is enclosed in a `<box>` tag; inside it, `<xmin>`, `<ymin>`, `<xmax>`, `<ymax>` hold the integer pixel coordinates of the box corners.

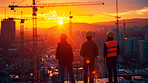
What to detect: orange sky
<box><xmin>0</xmin><ymin>0</ymin><xmax>148</xmax><ymax>28</ymax></box>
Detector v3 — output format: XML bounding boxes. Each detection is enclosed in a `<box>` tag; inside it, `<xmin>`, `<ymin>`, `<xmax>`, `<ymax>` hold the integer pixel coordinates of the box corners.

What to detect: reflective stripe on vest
<box><xmin>105</xmin><ymin>40</ymin><xmax>118</xmax><ymax>57</ymax></box>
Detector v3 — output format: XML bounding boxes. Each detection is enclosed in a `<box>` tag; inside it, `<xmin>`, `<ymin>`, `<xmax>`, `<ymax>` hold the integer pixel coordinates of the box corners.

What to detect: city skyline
<box><xmin>0</xmin><ymin>0</ymin><xmax>148</xmax><ymax>28</ymax></box>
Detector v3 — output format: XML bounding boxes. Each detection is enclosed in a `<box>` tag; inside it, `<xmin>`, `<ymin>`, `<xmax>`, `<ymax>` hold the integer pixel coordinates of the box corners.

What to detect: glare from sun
<box><xmin>59</xmin><ymin>20</ymin><xmax>63</xmax><ymax>25</ymax></box>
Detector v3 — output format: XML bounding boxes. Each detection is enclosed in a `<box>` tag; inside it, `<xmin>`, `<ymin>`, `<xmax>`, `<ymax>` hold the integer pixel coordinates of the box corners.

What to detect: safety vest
<box><xmin>105</xmin><ymin>40</ymin><xmax>118</xmax><ymax>58</ymax></box>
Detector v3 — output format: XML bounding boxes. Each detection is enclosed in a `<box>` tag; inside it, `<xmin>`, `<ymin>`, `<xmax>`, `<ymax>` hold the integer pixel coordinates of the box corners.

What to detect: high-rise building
<box><xmin>113</xmin><ymin>29</ymin><xmax>125</xmax><ymax>53</ymax></box>
<box><xmin>124</xmin><ymin>37</ymin><xmax>142</xmax><ymax>55</ymax></box>
<box><xmin>145</xmin><ymin>32</ymin><xmax>148</xmax><ymax>40</ymax></box>
<box><xmin>124</xmin><ymin>37</ymin><xmax>133</xmax><ymax>54</ymax></box>
<box><xmin>133</xmin><ymin>37</ymin><xmax>142</xmax><ymax>55</ymax></box>
<box><xmin>138</xmin><ymin>39</ymin><xmax>148</xmax><ymax>73</ymax></box>
<box><xmin>1</xmin><ymin>18</ymin><xmax>16</xmax><ymax>50</ymax></box>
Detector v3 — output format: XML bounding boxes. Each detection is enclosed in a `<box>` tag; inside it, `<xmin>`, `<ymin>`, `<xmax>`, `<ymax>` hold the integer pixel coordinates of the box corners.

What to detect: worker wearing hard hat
<box><xmin>56</xmin><ymin>33</ymin><xmax>75</xmax><ymax>83</ymax></box>
<box><xmin>80</xmin><ymin>31</ymin><xmax>98</xmax><ymax>83</ymax></box>
<box><xmin>103</xmin><ymin>31</ymin><xmax>120</xmax><ymax>83</ymax></box>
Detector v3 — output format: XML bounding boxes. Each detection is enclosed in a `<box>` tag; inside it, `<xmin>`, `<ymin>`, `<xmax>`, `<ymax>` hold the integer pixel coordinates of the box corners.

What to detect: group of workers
<box><xmin>56</xmin><ymin>31</ymin><xmax>119</xmax><ymax>83</ymax></box>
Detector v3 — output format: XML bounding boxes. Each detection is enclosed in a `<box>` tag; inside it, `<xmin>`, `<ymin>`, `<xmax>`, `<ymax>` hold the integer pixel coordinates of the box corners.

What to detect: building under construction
<box><xmin>1</xmin><ymin>18</ymin><xmax>16</xmax><ymax>51</ymax></box>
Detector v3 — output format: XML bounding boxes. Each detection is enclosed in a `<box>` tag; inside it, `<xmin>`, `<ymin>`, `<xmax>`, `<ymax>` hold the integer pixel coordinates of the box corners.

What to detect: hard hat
<box><xmin>60</xmin><ymin>33</ymin><xmax>67</xmax><ymax>39</ymax></box>
<box><xmin>106</xmin><ymin>31</ymin><xmax>114</xmax><ymax>38</ymax></box>
<box><xmin>86</xmin><ymin>31</ymin><xmax>93</xmax><ymax>37</ymax></box>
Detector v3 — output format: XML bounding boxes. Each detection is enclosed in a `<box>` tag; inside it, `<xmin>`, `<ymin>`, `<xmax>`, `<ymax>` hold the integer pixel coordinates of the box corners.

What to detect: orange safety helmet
<box><xmin>106</xmin><ymin>31</ymin><xmax>114</xmax><ymax>38</ymax></box>
<box><xmin>60</xmin><ymin>33</ymin><xmax>67</xmax><ymax>39</ymax></box>
<box><xmin>86</xmin><ymin>31</ymin><xmax>93</xmax><ymax>37</ymax></box>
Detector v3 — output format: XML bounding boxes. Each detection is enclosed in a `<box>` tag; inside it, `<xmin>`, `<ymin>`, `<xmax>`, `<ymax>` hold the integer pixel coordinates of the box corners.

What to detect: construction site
<box><xmin>0</xmin><ymin>0</ymin><xmax>148</xmax><ymax>83</ymax></box>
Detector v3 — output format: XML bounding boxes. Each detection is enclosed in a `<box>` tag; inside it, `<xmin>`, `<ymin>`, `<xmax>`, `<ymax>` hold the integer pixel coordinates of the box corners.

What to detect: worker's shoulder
<box><xmin>57</xmin><ymin>42</ymin><xmax>71</xmax><ymax>47</ymax></box>
<box><xmin>83</xmin><ymin>41</ymin><xmax>96</xmax><ymax>45</ymax></box>
<box><xmin>111</xmin><ymin>40</ymin><xmax>117</xmax><ymax>42</ymax></box>
<box><xmin>67</xmin><ymin>43</ymin><xmax>72</xmax><ymax>47</ymax></box>
<box><xmin>105</xmin><ymin>40</ymin><xmax>117</xmax><ymax>43</ymax></box>
<box><xmin>57</xmin><ymin>43</ymin><xmax>60</xmax><ymax>47</ymax></box>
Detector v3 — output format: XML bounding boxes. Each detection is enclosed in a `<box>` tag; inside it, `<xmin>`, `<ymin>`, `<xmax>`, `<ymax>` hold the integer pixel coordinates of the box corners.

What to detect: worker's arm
<box><xmin>103</xmin><ymin>43</ymin><xmax>107</xmax><ymax>58</ymax></box>
<box><xmin>103</xmin><ymin>43</ymin><xmax>107</xmax><ymax>63</ymax></box>
<box><xmin>94</xmin><ymin>43</ymin><xmax>98</xmax><ymax>57</ymax></box>
<box><xmin>69</xmin><ymin>44</ymin><xmax>73</xmax><ymax>62</ymax></box>
<box><xmin>55</xmin><ymin>46</ymin><xmax>60</xmax><ymax>60</ymax></box>
<box><xmin>117</xmin><ymin>43</ymin><xmax>120</xmax><ymax>55</ymax></box>
<box><xmin>80</xmin><ymin>44</ymin><xmax>85</xmax><ymax>57</ymax></box>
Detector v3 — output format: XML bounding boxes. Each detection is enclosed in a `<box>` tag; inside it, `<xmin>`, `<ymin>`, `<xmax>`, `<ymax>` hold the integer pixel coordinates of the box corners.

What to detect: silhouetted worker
<box><xmin>80</xmin><ymin>31</ymin><xmax>98</xmax><ymax>83</ymax></box>
<box><xmin>56</xmin><ymin>33</ymin><xmax>75</xmax><ymax>83</ymax></box>
<box><xmin>103</xmin><ymin>31</ymin><xmax>120</xmax><ymax>83</ymax></box>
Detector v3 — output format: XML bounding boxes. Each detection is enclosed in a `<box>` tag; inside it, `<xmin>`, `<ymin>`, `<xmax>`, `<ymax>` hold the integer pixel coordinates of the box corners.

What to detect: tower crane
<box><xmin>9</xmin><ymin>1</ymin><xmax>104</xmax><ymax>83</ymax></box>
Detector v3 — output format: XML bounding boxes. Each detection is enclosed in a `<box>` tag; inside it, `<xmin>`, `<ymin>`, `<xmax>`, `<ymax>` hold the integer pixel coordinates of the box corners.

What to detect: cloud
<box><xmin>118</xmin><ymin>7</ymin><xmax>148</xmax><ymax>16</ymax></box>
<box><xmin>136</xmin><ymin>7</ymin><xmax>148</xmax><ymax>15</ymax></box>
<box><xmin>107</xmin><ymin>7</ymin><xmax>148</xmax><ymax>16</ymax></box>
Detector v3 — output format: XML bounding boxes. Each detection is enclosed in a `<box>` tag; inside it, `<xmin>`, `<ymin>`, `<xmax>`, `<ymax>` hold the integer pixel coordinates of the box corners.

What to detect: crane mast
<box><xmin>32</xmin><ymin>0</ymin><xmax>38</xmax><ymax>82</ymax></box>
<box><xmin>116</xmin><ymin>0</ymin><xmax>119</xmax><ymax>42</ymax></box>
<box><xmin>20</xmin><ymin>19</ymin><xmax>25</xmax><ymax>82</ymax></box>
<box><xmin>69</xmin><ymin>12</ymin><xmax>73</xmax><ymax>36</ymax></box>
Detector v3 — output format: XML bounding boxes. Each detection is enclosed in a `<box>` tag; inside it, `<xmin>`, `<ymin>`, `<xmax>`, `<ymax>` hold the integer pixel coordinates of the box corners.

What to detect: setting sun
<box><xmin>58</xmin><ymin>20</ymin><xmax>63</xmax><ymax>25</ymax></box>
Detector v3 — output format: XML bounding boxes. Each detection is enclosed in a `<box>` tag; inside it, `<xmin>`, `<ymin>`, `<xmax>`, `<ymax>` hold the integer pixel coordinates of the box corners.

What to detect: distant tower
<box><xmin>145</xmin><ymin>32</ymin><xmax>148</xmax><ymax>40</ymax></box>
<box><xmin>69</xmin><ymin>12</ymin><xmax>73</xmax><ymax>36</ymax></box>
<box><xmin>1</xmin><ymin>18</ymin><xmax>16</xmax><ymax>50</ymax></box>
